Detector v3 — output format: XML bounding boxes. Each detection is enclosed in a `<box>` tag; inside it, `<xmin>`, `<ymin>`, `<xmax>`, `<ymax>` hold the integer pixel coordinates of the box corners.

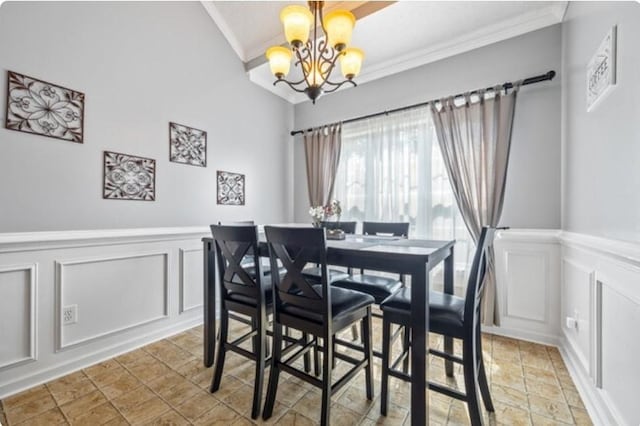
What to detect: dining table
<box><xmin>202</xmin><ymin>227</ymin><xmax>455</xmax><ymax>426</ymax></box>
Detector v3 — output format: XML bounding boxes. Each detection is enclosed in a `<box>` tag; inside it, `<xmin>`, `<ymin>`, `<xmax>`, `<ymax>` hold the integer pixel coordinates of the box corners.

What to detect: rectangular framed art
<box><xmin>169</xmin><ymin>122</ymin><xmax>207</xmax><ymax>167</ymax></box>
<box><xmin>103</xmin><ymin>151</ymin><xmax>156</xmax><ymax>201</ymax></box>
<box><xmin>586</xmin><ymin>26</ymin><xmax>617</xmax><ymax>112</ymax></box>
<box><xmin>217</xmin><ymin>170</ymin><xmax>245</xmax><ymax>205</ymax></box>
<box><xmin>5</xmin><ymin>71</ymin><xmax>85</xmax><ymax>143</ymax></box>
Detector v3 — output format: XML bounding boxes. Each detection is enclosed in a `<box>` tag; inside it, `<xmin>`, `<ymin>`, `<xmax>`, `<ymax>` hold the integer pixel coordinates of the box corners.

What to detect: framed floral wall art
<box><xmin>103</xmin><ymin>151</ymin><xmax>156</xmax><ymax>201</ymax></box>
<box><xmin>5</xmin><ymin>71</ymin><xmax>85</xmax><ymax>142</ymax></box>
<box><xmin>217</xmin><ymin>171</ymin><xmax>245</xmax><ymax>205</ymax></box>
<box><xmin>169</xmin><ymin>122</ymin><xmax>207</xmax><ymax>167</ymax></box>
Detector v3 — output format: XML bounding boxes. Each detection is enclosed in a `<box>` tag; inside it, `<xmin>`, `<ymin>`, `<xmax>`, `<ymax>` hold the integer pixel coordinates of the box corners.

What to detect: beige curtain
<box><xmin>304</xmin><ymin>124</ymin><xmax>342</xmax><ymax>207</ymax></box>
<box><xmin>430</xmin><ymin>85</ymin><xmax>520</xmax><ymax>326</ymax></box>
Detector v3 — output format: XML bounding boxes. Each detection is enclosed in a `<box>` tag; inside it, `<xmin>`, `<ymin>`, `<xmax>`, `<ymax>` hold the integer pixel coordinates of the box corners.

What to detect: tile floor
<box><xmin>0</xmin><ymin>320</ymin><xmax>593</xmax><ymax>425</ymax></box>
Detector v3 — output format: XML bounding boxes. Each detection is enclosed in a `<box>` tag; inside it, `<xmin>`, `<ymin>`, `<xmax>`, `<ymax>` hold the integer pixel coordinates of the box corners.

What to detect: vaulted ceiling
<box><xmin>202</xmin><ymin>1</ymin><xmax>567</xmax><ymax>104</ymax></box>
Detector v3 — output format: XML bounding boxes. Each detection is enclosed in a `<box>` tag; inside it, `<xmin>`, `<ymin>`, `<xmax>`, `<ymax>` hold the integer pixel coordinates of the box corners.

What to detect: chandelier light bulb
<box><xmin>340</xmin><ymin>47</ymin><xmax>364</xmax><ymax>79</ymax></box>
<box><xmin>266</xmin><ymin>46</ymin><xmax>292</xmax><ymax>78</ymax></box>
<box><xmin>280</xmin><ymin>5</ymin><xmax>313</xmax><ymax>48</ymax></box>
<box><xmin>323</xmin><ymin>10</ymin><xmax>355</xmax><ymax>51</ymax></box>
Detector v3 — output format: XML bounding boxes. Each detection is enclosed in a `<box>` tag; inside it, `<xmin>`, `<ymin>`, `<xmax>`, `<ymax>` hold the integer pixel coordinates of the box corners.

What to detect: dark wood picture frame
<box><xmin>103</xmin><ymin>151</ymin><xmax>156</xmax><ymax>201</ymax></box>
<box><xmin>217</xmin><ymin>170</ymin><xmax>245</xmax><ymax>206</ymax></box>
<box><xmin>5</xmin><ymin>71</ymin><xmax>85</xmax><ymax>143</ymax></box>
<box><xmin>169</xmin><ymin>122</ymin><xmax>207</xmax><ymax>167</ymax></box>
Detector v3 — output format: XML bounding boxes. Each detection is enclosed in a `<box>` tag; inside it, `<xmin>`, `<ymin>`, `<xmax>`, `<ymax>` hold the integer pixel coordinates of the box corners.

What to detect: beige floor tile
<box><xmin>175</xmin><ymin>391</ymin><xmax>218</xmax><ymax>422</ymax></box>
<box><xmin>276</xmin><ymin>410</ymin><xmax>317</xmax><ymax>426</ymax></box>
<box><xmin>47</xmin><ymin>371</ymin><xmax>98</xmax><ymax>405</ymax></box>
<box><xmin>155</xmin><ymin>378</ymin><xmax>202</xmax><ymax>407</ymax></box>
<box><xmin>493</xmin><ymin>403</ymin><xmax>532</xmax><ymax>426</ymax></box>
<box><xmin>524</xmin><ymin>377</ymin><xmax>564</xmax><ymax>401</ymax></box>
<box><xmin>100</xmin><ymin>371</ymin><xmax>143</xmax><ymax>400</ymax></box>
<box><xmin>336</xmin><ymin>385</ymin><xmax>375</xmax><ymax>416</ymax></box>
<box><xmin>2</xmin><ymin>385</ymin><xmax>51</xmax><ymax>410</ymax></box>
<box><xmin>531</xmin><ymin>413</ymin><xmax>572</xmax><ymax>425</ymax></box>
<box><xmin>221</xmin><ymin>384</ymin><xmax>255</xmax><ymax>417</ymax></box>
<box><xmin>13</xmin><ymin>407</ymin><xmax>67</xmax><ymax>425</ymax></box>
<box><xmin>562</xmin><ymin>388</ymin><xmax>586</xmax><ymax>410</ymax></box>
<box><xmin>110</xmin><ymin>386</ymin><xmax>156</xmax><ymax>413</ymax></box>
<box><xmin>528</xmin><ymin>394</ymin><xmax>574</xmax><ymax>424</ymax></box>
<box><xmin>145</xmin><ymin>409</ymin><xmax>190</xmax><ymax>425</ymax></box>
<box><xmin>5</xmin><ymin>392</ymin><xmax>57</xmax><ymax>425</ymax></box>
<box><xmin>523</xmin><ymin>365</ymin><xmax>558</xmax><ymax>386</ymax></box>
<box><xmin>83</xmin><ymin>360</ymin><xmax>126</xmax><ymax>388</ymax></box>
<box><xmin>71</xmin><ymin>401</ymin><xmax>120</xmax><ymax>425</ymax></box>
<box><xmin>119</xmin><ymin>396</ymin><xmax>171</xmax><ymax>425</ymax></box>
<box><xmin>570</xmin><ymin>406</ymin><xmax>593</xmax><ymax>426</ymax></box>
<box><xmin>101</xmin><ymin>413</ymin><xmax>130</xmax><ymax>425</ymax></box>
<box><xmin>192</xmin><ymin>402</ymin><xmax>237</xmax><ymax>425</ymax></box>
<box><xmin>491</xmin><ymin>384</ymin><xmax>529</xmax><ymax>411</ymax></box>
<box><xmin>59</xmin><ymin>390</ymin><xmax>107</xmax><ymax>422</ymax></box>
<box><xmin>274</xmin><ymin>378</ymin><xmax>307</xmax><ymax>407</ymax></box>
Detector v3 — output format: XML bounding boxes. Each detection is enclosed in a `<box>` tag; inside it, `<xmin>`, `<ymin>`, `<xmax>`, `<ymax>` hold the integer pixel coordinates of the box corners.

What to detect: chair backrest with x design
<box><xmin>264</xmin><ymin>226</ymin><xmax>331</xmax><ymax>320</ymax></box>
<box><xmin>210</xmin><ymin>224</ymin><xmax>264</xmax><ymax>306</ymax></box>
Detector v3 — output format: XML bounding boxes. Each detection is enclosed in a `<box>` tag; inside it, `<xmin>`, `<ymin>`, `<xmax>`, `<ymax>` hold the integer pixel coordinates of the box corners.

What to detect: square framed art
<box><xmin>217</xmin><ymin>170</ymin><xmax>245</xmax><ymax>205</ymax></box>
<box><xmin>169</xmin><ymin>122</ymin><xmax>207</xmax><ymax>167</ymax></box>
<box><xmin>103</xmin><ymin>151</ymin><xmax>156</xmax><ymax>201</ymax></box>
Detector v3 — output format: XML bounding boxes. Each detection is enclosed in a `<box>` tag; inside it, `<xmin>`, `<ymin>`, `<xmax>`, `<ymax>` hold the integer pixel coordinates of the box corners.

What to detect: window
<box><xmin>333</xmin><ymin>106</ymin><xmax>473</xmax><ymax>290</ymax></box>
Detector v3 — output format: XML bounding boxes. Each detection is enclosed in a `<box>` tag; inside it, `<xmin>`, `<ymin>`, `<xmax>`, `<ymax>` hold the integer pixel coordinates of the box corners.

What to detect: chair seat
<box><xmin>381</xmin><ymin>288</ymin><xmax>466</xmax><ymax>334</ymax></box>
<box><xmin>282</xmin><ymin>285</ymin><xmax>374</xmax><ymax>324</ymax></box>
<box><xmin>227</xmin><ymin>279</ymin><xmax>273</xmax><ymax>307</ymax></box>
<box><xmin>333</xmin><ymin>274</ymin><xmax>402</xmax><ymax>304</ymax></box>
<box><xmin>302</xmin><ymin>267</ymin><xmax>350</xmax><ymax>284</ymax></box>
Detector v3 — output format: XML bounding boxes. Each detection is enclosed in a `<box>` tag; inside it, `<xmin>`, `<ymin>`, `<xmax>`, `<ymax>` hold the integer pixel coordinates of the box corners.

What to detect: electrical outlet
<box><xmin>62</xmin><ymin>305</ymin><xmax>78</xmax><ymax>325</ymax></box>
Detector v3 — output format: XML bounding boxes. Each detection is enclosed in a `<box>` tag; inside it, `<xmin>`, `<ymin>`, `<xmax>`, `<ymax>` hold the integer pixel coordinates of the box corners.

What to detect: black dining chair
<box><xmin>262</xmin><ymin>226</ymin><xmax>375</xmax><ymax>426</ymax></box>
<box><xmin>301</xmin><ymin>221</ymin><xmax>357</xmax><ymax>284</ymax></box>
<box><xmin>209</xmin><ymin>224</ymin><xmax>273</xmax><ymax>419</ymax></box>
<box><xmin>332</xmin><ymin>221</ymin><xmax>409</xmax><ymax>345</ymax></box>
<box><xmin>379</xmin><ymin>226</ymin><xmax>496</xmax><ymax>425</ymax></box>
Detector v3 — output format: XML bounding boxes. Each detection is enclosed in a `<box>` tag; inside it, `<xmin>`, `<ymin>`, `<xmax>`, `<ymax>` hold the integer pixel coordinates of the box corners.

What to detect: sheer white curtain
<box><xmin>333</xmin><ymin>107</ymin><xmax>473</xmax><ymax>291</ymax></box>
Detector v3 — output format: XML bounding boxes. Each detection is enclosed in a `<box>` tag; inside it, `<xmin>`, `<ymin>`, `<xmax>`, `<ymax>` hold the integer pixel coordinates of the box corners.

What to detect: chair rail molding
<box><xmin>0</xmin><ymin>227</ymin><xmax>208</xmax><ymax>399</ymax></box>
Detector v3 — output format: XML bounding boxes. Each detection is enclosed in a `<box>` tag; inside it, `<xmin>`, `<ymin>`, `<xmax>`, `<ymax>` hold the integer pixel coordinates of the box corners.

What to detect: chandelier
<box><xmin>265</xmin><ymin>1</ymin><xmax>364</xmax><ymax>104</ymax></box>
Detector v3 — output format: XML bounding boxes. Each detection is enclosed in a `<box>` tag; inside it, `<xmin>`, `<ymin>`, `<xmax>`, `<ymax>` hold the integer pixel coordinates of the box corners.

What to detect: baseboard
<box><xmin>482</xmin><ymin>324</ymin><xmax>560</xmax><ymax>346</ymax></box>
<box><xmin>558</xmin><ymin>335</ymin><xmax>618</xmax><ymax>426</ymax></box>
<box><xmin>0</xmin><ymin>316</ymin><xmax>203</xmax><ymax>399</ymax></box>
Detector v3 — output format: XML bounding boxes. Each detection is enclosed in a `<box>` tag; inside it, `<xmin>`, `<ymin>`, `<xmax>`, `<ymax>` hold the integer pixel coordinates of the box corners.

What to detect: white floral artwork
<box><xmin>169</xmin><ymin>122</ymin><xmax>207</xmax><ymax>167</ymax></box>
<box><xmin>103</xmin><ymin>151</ymin><xmax>156</xmax><ymax>201</ymax></box>
<box><xmin>5</xmin><ymin>71</ymin><xmax>85</xmax><ymax>142</ymax></box>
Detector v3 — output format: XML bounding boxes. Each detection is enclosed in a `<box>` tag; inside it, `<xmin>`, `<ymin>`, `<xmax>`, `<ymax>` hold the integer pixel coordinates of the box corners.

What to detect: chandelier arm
<box><xmin>323</xmin><ymin>79</ymin><xmax>357</xmax><ymax>93</ymax></box>
<box><xmin>293</xmin><ymin>47</ymin><xmax>311</xmax><ymax>81</ymax></box>
<box><xmin>273</xmin><ymin>78</ymin><xmax>308</xmax><ymax>93</ymax></box>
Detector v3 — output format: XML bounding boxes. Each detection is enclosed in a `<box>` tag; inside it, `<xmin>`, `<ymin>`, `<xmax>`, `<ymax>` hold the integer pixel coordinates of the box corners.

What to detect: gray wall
<box><xmin>561</xmin><ymin>2</ymin><xmax>640</xmax><ymax>243</ymax></box>
<box><xmin>293</xmin><ymin>26</ymin><xmax>562</xmax><ymax>229</ymax></box>
<box><xmin>0</xmin><ymin>1</ymin><xmax>293</xmax><ymax>232</ymax></box>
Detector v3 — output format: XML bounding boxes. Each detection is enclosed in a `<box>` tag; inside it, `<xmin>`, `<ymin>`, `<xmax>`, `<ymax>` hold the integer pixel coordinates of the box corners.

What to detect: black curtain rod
<box><xmin>290</xmin><ymin>70</ymin><xmax>556</xmax><ymax>136</ymax></box>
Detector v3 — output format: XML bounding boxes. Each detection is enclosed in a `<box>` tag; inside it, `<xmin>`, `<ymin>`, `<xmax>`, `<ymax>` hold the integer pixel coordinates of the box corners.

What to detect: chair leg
<box><xmin>210</xmin><ymin>309</ymin><xmax>228</xmax><ymax>393</ymax></box>
<box><xmin>262</xmin><ymin>321</ymin><xmax>282</xmax><ymax>420</ymax></box>
<box><xmin>251</xmin><ymin>317</ymin><xmax>266</xmax><ymax>419</ymax></box>
<box><xmin>362</xmin><ymin>308</ymin><xmax>374</xmax><ymax>400</ymax></box>
<box><xmin>380</xmin><ymin>315</ymin><xmax>391</xmax><ymax>416</ymax></box>
<box><xmin>462</xmin><ymin>338</ymin><xmax>483</xmax><ymax>426</ymax></box>
<box><xmin>476</xmin><ymin>327</ymin><xmax>494</xmax><ymax>412</ymax></box>
<box><xmin>321</xmin><ymin>332</ymin><xmax>333</xmax><ymax>426</ymax></box>
<box><xmin>402</xmin><ymin>325</ymin><xmax>410</xmax><ymax>374</ymax></box>
<box><xmin>251</xmin><ymin>317</ymin><xmax>258</xmax><ymax>354</ymax></box>
<box><xmin>444</xmin><ymin>336</ymin><xmax>454</xmax><ymax>377</ymax></box>
<box><xmin>350</xmin><ymin>324</ymin><xmax>359</xmax><ymax>341</ymax></box>
<box><xmin>302</xmin><ymin>332</ymin><xmax>311</xmax><ymax>373</ymax></box>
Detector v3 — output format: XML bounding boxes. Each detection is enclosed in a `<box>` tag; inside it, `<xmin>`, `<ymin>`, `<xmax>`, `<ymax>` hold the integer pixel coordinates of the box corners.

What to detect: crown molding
<box><xmin>355</xmin><ymin>2</ymin><xmax>568</xmax><ymax>90</ymax></box>
<box><xmin>200</xmin><ymin>1</ymin><xmax>247</xmax><ymax>61</ymax></box>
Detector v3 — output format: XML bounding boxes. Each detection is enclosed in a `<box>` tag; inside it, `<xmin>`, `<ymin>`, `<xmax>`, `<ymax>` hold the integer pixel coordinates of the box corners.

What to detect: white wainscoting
<box><xmin>179</xmin><ymin>247</ymin><xmax>204</xmax><ymax>314</ymax></box>
<box><xmin>488</xmin><ymin>229</ymin><xmax>561</xmax><ymax>345</ymax></box>
<box><xmin>0</xmin><ymin>263</ymin><xmax>37</xmax><ymax>370</ymax></box>
<box><xmin>560</xmin><ymin>232</ymin><xmax>640</xmax><ymax>426</ymax></box>
<box><xmin>0</xmin><ymin>227</ymin><xmax>209</xmax><ymax>399</ymax></box>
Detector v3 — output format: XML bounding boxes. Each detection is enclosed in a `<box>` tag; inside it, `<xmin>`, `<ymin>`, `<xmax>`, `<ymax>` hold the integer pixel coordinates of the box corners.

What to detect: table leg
<box><xmin>444</xmin><ymin>247</ymin><xmax>454</xmax><ymax>377</ymax></box>
<box><xmin>410</xmin><ymin>263</ymin><xmax>429</xmax><ymax>426</ymax></box>
<box><xmin>203</xmin><ymin>239</ymin><xmax>216</xmax><ymax>368</ymax></box>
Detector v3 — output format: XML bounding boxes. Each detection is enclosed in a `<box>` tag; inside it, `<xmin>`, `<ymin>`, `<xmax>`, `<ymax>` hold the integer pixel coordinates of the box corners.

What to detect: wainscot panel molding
<box><xmin>559</xmin><ymin>231</ymin><xmax>640</xmax><ymax>426</ymax></box>
<box><xmin>489</xmin><ymin>228</ymin><xmax>562</xmax><ymax>345</ymax></box>
<box><xmin>0</xmin><ymin>263</ymin><xmax>37</xmax><ymax>370</ymax></box>
<box><xmin>0</xmin><ymin>227</ymin><xmax>210</xmax><ymax>399</ymax></box>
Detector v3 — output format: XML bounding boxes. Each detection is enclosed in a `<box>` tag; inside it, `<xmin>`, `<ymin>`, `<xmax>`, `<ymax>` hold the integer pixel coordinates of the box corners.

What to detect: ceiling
<box><xmin>202</xmin><ymin>1</ymin><xmax>567</xmax><ymax>104</ymax></box>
